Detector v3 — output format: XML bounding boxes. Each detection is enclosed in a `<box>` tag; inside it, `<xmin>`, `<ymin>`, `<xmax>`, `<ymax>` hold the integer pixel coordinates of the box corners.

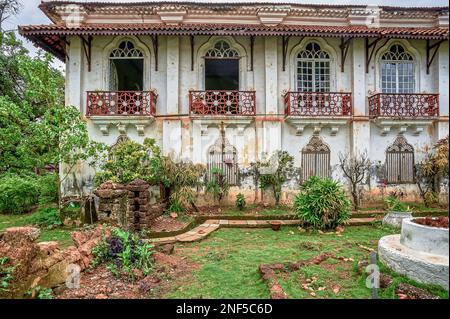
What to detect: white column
<box><xmin>162</xmin><ymin>120</ymin><xmax>182</xmax><ymax>159</ymax></box>
<box><xmin>166</xmin><ymin>36</ymin><xmax>180</xmax><ymax>115</ymax></box>
<box><xmin>436</xmin><ymin>43</ymin><xmax>449</xmax><ymax>140</ymax></box>
<box><xmin>264</xmin><ymin>37</ymin><xmax>278</xmax><ymax>114</ymax></box>
<box><xmin>351</xmin><ymin>38</ymin><xmax>371</xmax><ymax>156</ymax></box>
<box><xmin>66</xmin><ymin>36</ymin><xmax>83</xmax><ymax>112</ymax></box>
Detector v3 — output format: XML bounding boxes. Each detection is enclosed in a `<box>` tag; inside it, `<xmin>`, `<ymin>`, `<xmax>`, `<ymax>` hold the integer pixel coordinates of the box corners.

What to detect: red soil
<box><xmin>413</xmin><ymin>217</ymin><xmax>448</xmax><ymax>228</ymax></box>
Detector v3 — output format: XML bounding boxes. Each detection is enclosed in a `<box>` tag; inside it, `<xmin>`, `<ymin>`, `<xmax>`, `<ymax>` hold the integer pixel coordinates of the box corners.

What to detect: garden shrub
<box><xmin>205</xmin><ymin>168</ymin><xmax>229</xmax><ymax>204</ymax></box>
<box><xmin>0</xmin><ymin>257</ymin><xmax>15</xmax><ymax>295</ymax></box>
<box><xmin>36</xmin><ymin>174</ymin><xmax>58</xmax><ymax>206</ymax></box>
<box><xmin>384</xmin><ymin>195</ymin><xmax>412</xmax><ymax>212</ymax></box>
<box><xmin>23</xmin><ymin>207</ymin><xmax>62</xmax><ymax>228</ymax></box>
<box><xmin>293</xmin><ymin>176</ymin><xmax>351</xmax><ymax>230</ymax></box>
<box><xmin>92</xmin><ymin>227</ymin><xmax>154</xmax><ymax>279</ymax></box>
<box><xmin>0</xmin><ymin>175</ymin><xmax>39</xmax><ymax>214</ymax></box>
<box><xmin>235</xmin><ymin>193</ymin><xmax>246</xmax><ymax>210</ymax></box>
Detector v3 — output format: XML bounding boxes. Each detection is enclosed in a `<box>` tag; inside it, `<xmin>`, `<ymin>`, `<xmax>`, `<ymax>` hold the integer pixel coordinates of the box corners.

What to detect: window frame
<box><xmin>379</xmin><ymin>44</ymin><xmax>416</xmax><ymax>94</ymax></box>
<box><xmin>295</xmin><ymin>42</ymin><xmax>331</xmax><ymax>92</ymax></box>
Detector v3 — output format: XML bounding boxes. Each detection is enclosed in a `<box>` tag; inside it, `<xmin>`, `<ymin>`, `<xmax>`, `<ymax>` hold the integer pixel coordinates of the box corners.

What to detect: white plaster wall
<box><xmin>63</xmin><ymin>33</ymin><xmax>448</xmax><ymax>201</ymax></box>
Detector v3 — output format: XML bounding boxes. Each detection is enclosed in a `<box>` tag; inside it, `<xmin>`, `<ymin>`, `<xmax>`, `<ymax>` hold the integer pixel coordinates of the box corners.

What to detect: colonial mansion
<box><xmin>19</xmin><ymin>1</ymin><xmax>449</xmax><ymax>202</ymax></box>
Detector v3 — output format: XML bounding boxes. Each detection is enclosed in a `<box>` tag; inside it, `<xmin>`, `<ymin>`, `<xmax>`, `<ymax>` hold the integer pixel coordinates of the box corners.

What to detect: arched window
<box><xmin>207</xmin><ymin>136</ymin><xmax>239</xmax><ymax>186</ymax></box>
<box><xmin>301</xmin><ymin>135</ymin><xmax>330</xmax><ymax>182</ymax></box>
<box><xmin>380</xmin><ymin>44</ymin><xmax>415</xmax><ymax>94</ymax></box>
<box><xmin>204</xmin><ymin>40</ymin><xmax>239</xmax><ymax>91</ymax></box>
<box><xmin>296</xmin><ymin>42</ymin><xmax>331</xmax><ymax>92</ymax></box>
<box><xmin>109</xmin><ymin>40</ymin><xmax>144</xmax><ymax>91</ymax></box>
<box><xmin>205</xmin><ymin>40</ymin><xmax>239</xmax><ymax>58</ymax></box>
<box><xmin>385</xmin><ymin>135</ymin><xmax>415</xmax><ymax>183</ymax></box>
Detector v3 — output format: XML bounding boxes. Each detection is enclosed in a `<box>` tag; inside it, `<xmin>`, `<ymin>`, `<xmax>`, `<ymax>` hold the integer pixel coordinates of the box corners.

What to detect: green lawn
<box><xmin>0</xmin><ymin>213</ymin><xmax>75</xmax><ymax>248</ymax></box>
<box><xmin>163</xmin><ymin>225</ymin><xmax>449</xmax><ymax>299</ymax></box>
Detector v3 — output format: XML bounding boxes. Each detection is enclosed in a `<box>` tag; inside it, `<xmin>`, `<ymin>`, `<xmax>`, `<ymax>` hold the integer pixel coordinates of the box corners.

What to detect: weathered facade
<box><xmin>19</xmin><ymin>1</ymin><xmax>449</xmax><ymax>204</ymax></box>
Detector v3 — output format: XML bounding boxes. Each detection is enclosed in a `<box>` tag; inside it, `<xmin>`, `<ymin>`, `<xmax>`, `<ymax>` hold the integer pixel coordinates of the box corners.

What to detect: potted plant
<box><xmin>382</xmin><ymin>195</ymin><xmax>413</xmax><ymax>228</ymax></box>
<box><xmin>270</xmin><ymin>221</ymin><xmax>282</xmax><ymax>231</ymax></box>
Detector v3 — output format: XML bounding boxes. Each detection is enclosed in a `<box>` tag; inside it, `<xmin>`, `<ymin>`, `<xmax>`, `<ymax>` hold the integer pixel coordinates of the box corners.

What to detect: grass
<box><xmin>164</xmin><ymin>225</ymin><xmax>449</xmax><ymax>299</ymax></box>
<box><xmin>217</xmin><ymin>205</ymin><xmax>294</xmax><ymax>216</ymax></box>
<box><xmin>0</xmin><ymin>213</ymin><xmax>75</xmax><ymax>249</ymax></box>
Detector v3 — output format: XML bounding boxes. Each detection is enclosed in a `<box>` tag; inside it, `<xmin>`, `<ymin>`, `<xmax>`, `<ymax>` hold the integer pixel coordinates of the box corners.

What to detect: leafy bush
<box><xmin>294</xmin><ymin>176</ymin><xmax>351</xmax><ymax>230</ymax></box>
<box><xmin>205</xmin><ymin>168</ymin><xmax>229</xmax><ymax>204</ymax></box>
<box><xmin>94</xmin><ymin>138</ymin><xmax>161</xmax><ymax>186</ymax></box>
<box><xmin>259</xmin><ymin>150</ymin><xmax>294</xmax><ymax>205</ymax></box>
<box><xmin>0</xmin><ymin>175</ymin><xmax>39</xmax><ymax>214</ymax></box>
<box><xmin>25</xmin><ymin>286</ymin><xmax>53</xmax><ymax>299</ymax></box>
<box><xmin>384</xmin><ymin>195</ymin><xmax>412</xmax><ymax>212</ymax></box>
<box><xmin>235</xmin><ymin>193</ymin><xmax>246</xmax><ymax>210</ymax></box>
<box><xmin>0</xmin><ymin>257</ymin><xmax>15</xmax><ymax>295</ymax></box>
<box><xmin>36</xmin><ymin>174</ymin><xmax>58</xmax><ymax>206</ymax></box>
<box><xmin>92</xmin><ymin>228</ymin><xmax>154</xmax><ymax>279</ymax></box>
<box><xmin>23</xmin><ymin>207</ymin><xmax>62</xmax><ymax>228</ymax></box>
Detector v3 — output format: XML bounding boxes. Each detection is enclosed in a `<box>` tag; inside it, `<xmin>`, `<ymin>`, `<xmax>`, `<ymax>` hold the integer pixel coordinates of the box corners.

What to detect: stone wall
<box><xmin>95</xmin><ymin>180</ymin><xmax>164</xmax><ymax>231</ymax></box>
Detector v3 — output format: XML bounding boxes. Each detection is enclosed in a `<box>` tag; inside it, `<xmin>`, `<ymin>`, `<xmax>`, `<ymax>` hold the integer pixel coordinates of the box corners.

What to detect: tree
<box><xmin>415</xmin><ymin>136</ymin><xmax>449</xmax><ymax>207</ymax></box>
<box><xmin>0</xmin><ymin>0</ymin><xmax>21</xmax><ymax>32</ymax></box>
<box><xmin>0</xmin><ymin>31</ymin><xmax>105</xmax><ymax>209</ymax></box>
<box><xmin>259</xmin><ymin>150</ymin><xmax>294</xmax><ymax>206</ymax></box>
<box><xmin>338</xmin><ymin>151</ymin><xmax>372</xmax><ymax>210</ymax></box>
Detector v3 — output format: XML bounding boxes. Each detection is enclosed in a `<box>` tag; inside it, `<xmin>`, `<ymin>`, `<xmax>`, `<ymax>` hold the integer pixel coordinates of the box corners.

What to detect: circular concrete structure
<box><xmin>379</xmin><ymin>218</ymin><xmax>449</xmax><ymax>291</ymax></box>
<box><xmin>401</xmin><ymin>219</ymin><xmax>449</xmax><ymax>256</ymax></box>
<box><xmin>382</xmin><ymin>211</ymin><xmax>413</xmax><ymax>228</ymax></box>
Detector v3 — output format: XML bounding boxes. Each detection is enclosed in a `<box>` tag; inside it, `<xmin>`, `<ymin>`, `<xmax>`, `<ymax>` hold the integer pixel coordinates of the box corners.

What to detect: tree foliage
<box><xmin>338</xmin><ymin>151</ymin><xmax>372</xmax><ymax>210</ymax></box>
<box><xmin>415</xmin><ymin>136</ymin><xmax>449</xmax><ymax>207</ymax></box>
<box><xmin>259</xmin><ymin>150</ymin><xmax>294</xmax><ymax>205</ymax></box>
<box><xmin>294</xmin><ymin>176</ymin><xmax>351</xmax><ymax>230</ymax></box>
<box><xmin>0</xmin><ymin>32</ymin><xmax>105</xmax><ymax>209</ymax></box>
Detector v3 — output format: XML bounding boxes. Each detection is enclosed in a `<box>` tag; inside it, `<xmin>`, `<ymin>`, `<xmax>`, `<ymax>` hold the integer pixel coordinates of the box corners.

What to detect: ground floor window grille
<box><xmin>385</xmin><ymin>135</ymin><xmax>415</xmax><ymax>183</ymax></box>
<box><xmin>301</xmin><ymin>135</ymin><xmax>330</xmax><ymax>182</ymax></box>
<box><xmin>207</xmin><ymin>137</ymin><xmax>239</xmax><ymax>186</ymax></box>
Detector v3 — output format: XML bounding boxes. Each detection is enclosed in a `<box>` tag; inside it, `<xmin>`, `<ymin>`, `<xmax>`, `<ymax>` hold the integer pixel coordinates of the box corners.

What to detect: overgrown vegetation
<box><xmin>23</xmin><ymin>207</ymin><xmax>62</xmax><ymax>228</ymax></box>
<box><xmin>235</xmin><ymin>193</ymin><xmax>246</xmax><ymax>211</ymax></box>
<box><xmin>384</xmin><ymin>195</ymin><xmax>412</xmax><ymax>212</ymax></box>
<box><xmin>92</xmin><ymin>227</ymin><xmax>154</xmax><ymax>279</ymax></box>
<box><xmin>259</xmin><ymin>150</ymin><xmax>294</xmax><ymax>206</ymax></box>
<box><xmin>415</xmin><ymin>136</ymin><xmax>449</xmax><ymax>207</ymax></box>
<box><xmin>294</xmin><ymin>176</ymin><xmax>351</xmax><ymax>230</ymax></box>
<box><xmin>205</xmin><ymin>168</ymin><xmax>229</xmax><ymax>204</ymax></box>
<box><xmin>0</xmin><ymin>257</ymin><xmax>15</xmax><ymax>295</ymax></box>
<box><xmin>94</xmin><ymin>138</ymin><xmax>205</xmax><ymax>212</ymax></box>
<box><xmin>338</xmin><ymin>151</ymin><xmax>372</xmax><ymax>210</ymax></box>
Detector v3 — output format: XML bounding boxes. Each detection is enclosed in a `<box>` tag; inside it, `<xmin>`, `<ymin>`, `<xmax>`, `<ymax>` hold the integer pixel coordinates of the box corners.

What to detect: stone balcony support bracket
<box><xmin>286</xmin><ymin>117</ymin><xmax>351</xmax><ymax>136</ymax></box>
<box><xmin>89</xmin><ymin>116</ymin><xmax>155</xmax><ymax>136</ymax></box>
<box><xmin>374</xmin><ymin>119</ymin><xmax>435</xmax><ymax>136</ymax></box>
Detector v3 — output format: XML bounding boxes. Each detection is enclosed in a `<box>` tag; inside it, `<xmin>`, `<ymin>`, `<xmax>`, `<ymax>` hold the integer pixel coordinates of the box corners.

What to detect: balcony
<box><xmin>189</xmin><ymin>90</ymin><xmax>256</xmax><ymax>116</ymax></box>
<box><xmin>86</xmin><ymin>91</ymin><xmax>157</xmax><ymax>136</ymax></box>
<box><xmin>369</xmin><ymin>93</ymin><xmax>439</xmax><ymax>119</ymax></box>
<box><xmin>86</xmin><ymin>91</ymin><xmax>157</xmax><ymax>116</ymax></box>
<box><xmin>284</xmin><ymin>91</ymin><xmax>352</xmax><ymax>136</ymax></box>
<box><xmin>284</xmin><ymin>91</ymin><xmax>352</xmax><ymax>117</ymax></box>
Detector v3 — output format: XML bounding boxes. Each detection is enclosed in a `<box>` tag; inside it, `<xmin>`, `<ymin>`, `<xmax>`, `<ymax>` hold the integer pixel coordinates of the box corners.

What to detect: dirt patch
<box><xmin>413</xmin><ymin>217</ymin><xmax>448</xmax><ymax>228</ymax></box>
<box><xmin>56</xmin><ymin>251</ymin><xmax>198</xmax><ymax>299</ymax></box>
<box><xmin>150</xmin><ymin>216</ymin><xmax>190</xmax><ymax>232</ymax></box>
<box><xmin>395</xmin><ymin>282</ymin><xmax>440</xmax><ymax>299</ymax></box>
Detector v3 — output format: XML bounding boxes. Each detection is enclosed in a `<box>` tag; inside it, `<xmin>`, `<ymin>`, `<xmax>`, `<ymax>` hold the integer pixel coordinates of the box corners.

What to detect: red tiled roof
<box><xmin>20</xmin><ymin>23</ymin><xmax>449</xmax><ymax>38</ymax></box>
<box><xmin>18</xmin><ymin>23</ymin><xmax>449</xmax><ymax>61</ymax></box>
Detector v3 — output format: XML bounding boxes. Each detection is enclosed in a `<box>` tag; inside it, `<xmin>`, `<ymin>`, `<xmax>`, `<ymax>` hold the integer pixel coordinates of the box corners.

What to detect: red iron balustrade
<box><xmin>189</xmin><ymin>90</ymin><xmax>256</xmax><ymax>116</ymax></box>
<box><xmin>86</xmin><ymin>91</ymin><xmax>157</xmax><ymax>116</ymax></box>
<box><xmin>369</xmin><ymin>93</ymin><xmax>439</xmax><ymax>119</ymax></box>
<box><xmin>284</xmin><ymin>92</ymin><xmax>352</xmax><ymax>116</ymax></box>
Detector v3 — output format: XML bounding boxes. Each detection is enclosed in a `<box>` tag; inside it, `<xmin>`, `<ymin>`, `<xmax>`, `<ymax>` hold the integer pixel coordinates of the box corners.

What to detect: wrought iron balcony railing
<box><xmin>368</xmin><ymin>93</ymin><xmax>439</xmax><ymax>119</ymax></box>
<box><xmin>189</xmin><ymin>90</ymin><xmax>256</xmax><ymax>116</ymax></box>
<box><xmin>284</xmin><ymin>91</ymin><xmax>352</xmax><ymax>116</ymax></box>
<box><xmin>86</xmin><ymin>91</ymin><xmax>157</xmax><ymax>116</ymax></box>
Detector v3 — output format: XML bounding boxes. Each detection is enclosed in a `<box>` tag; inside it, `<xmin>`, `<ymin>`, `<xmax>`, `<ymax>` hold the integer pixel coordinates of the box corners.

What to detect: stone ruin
<box><xmin>94</xmin><ymin>179</ymin><xmax>164</xmax><ymax>231</ymax></box>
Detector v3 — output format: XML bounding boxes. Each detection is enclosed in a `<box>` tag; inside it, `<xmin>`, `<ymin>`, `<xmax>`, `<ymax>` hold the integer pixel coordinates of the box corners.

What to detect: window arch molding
<box><xmin>288</xmin><ymin>38</ymin><xmax>339</xmax><ymax>91</ymax></box>
<box><xmin>196</xmin><ymin>36</ymin><xmax>249</xmax><ymax>90</ymax></box>
<box><xmin>102</xmin><ymin>36</ymin><xmax>153</xmax><ymax>91</ymax></box>
<box><xmin>374</xmin><ymin>39</ymin><xmax>420</xmax><ymax>94</ymax></box>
